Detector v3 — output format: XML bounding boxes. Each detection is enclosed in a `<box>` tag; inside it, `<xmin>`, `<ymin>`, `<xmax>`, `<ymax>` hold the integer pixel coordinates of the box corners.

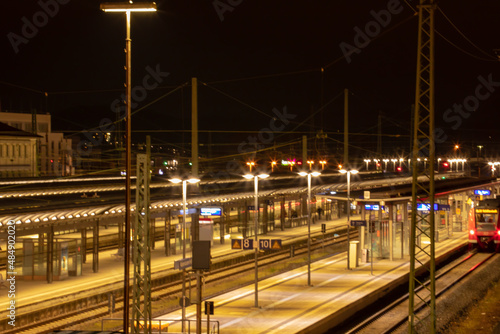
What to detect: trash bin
<box><xmin>349</xmin><ymin>241</ymin><xmax>359</xmax><ymax>268</ymax></box>
<box><xmin>362</xmin><ymin>249</ymin><xmax>369</xmax><ymax>264</ymax></box>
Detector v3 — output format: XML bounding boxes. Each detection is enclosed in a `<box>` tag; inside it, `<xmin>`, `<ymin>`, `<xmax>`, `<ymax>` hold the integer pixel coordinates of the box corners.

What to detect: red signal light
<box><xmin>443</xmin><ymin>162</ymin><xmax>449</xmax><ymax>167</ymax></box>
<box><xmin>396</xmin><ymin>166</ymin><xmax>402</xmax><ymax>172</ymax></box>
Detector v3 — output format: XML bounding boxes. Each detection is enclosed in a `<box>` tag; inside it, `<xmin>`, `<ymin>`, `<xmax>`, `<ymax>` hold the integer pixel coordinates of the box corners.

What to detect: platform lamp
<box><xmin>169</xmin><ymin>177</ymin><xmax>200</xmax><ymax>332</ymax></box>
<box><xmin>340</xmin><ymin>168</ymin><xmax>358</xmax><ymax>270</ymax></box>
<box><xmin>100</xmin><ymin>2</ymin><xmax>157</xmax><ymax>333</ymax></box>
<box><xmin>298</xmin><ymin>171</ymin><xmax>321</xmax><ymax>286</ymax></box>
<box><xmin>243</xmin><ymin>172</ymin><xmax>269</xmax><ymax>307</ymax></box>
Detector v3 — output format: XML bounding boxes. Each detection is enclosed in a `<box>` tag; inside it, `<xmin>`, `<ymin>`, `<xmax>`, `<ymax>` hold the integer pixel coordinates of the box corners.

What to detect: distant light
<box><xmin>100</xmin><ymin>2</ymin><xmax>157</xmax><ymax>12</ymax></box>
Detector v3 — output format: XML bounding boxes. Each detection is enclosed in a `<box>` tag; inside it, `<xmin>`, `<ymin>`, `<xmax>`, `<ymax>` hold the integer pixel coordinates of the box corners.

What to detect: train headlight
<box><xmin>469</xmin><ymin>230</ymin><xmax>475</xmax><ymax>235</ymax></box>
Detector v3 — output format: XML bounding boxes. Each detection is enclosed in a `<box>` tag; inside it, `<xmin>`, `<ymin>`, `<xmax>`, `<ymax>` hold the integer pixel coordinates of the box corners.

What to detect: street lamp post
<box><xmin>340</xmin><ymin>168</ymin><xmax>358</xmax><ymax>270</ymax></box>
<box><xmin>364</xmin><ymin>159</ymin><xmax>370</xmax><ymax>170</ymax></box>
<box><xmin>383</xmin><ymin>159</ymin><xmax>389</xmax><ymax>171</ymax></box>
<box><xmin>169</xmin><ymin>177</ymin><xmax>200</xmax><ymax>332</ymax></box>
<box><xmin>319</xmin><ymin>160</ymin><xmax>327</xmax><ymax>170</ymax></box>
<box><xmin>243</xmin><ymin>173</ymin><xmax>269</xmax><ymax>308</ymax></box>
<box><xmin>100</xmin><ymin>3</ymin><xmax>157</xmax><ymax>333</ymax></box>
<box><xmin>298</xmin><ymin>171</ymin><xmax>321</xmax><ymax>286</ymax></box>
<box><xmin>169</xmin><ymin>178</ymin><xmax>200</xmax><ymax>333</ymax></box>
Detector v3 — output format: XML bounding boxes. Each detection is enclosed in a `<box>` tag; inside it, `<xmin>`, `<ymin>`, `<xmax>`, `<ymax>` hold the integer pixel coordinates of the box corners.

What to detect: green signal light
<box><xmin>189</xmin><ymin>162</ymin><xmax>193</xmax><ymax>166</ymax></box>
<box><xmin>441</xmin><ymin>176</ymin><xmax>446</xmax><ymax>179</ymax></box>
<box><xmin>163</xmin><ymin>161</ymin><xmax>168</xmax><ymax>166</ymax></box>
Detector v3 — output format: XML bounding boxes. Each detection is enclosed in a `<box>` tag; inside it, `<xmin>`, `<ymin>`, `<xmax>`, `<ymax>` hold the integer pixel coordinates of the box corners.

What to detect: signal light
<box><xmin>469</xmin><ymin>230</ymin><xmax>475</xmax><ymax>235</ymax></box>
<box><xmin>396</xmin><ymin>166</ymin><xmax>402</xmax><ymax>172</ymax></box>
<box><xmin>442</xmin><ymin>162</ymin><xmax>449</xmax><ymax>167</ymax></box>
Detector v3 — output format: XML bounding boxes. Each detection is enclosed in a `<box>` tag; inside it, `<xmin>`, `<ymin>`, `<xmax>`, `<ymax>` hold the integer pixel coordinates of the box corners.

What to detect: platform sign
<box><xmin>474</xmin><ymin>189</ymin><xmax>491</xmax><ymax>196</ymax></box>
<box><xmin>243</xmin><ymin>239</ymin><xmax>254</xmax><ymax>249</ymax></box>
<box><xmin>232</xmin><ymin>239</ymin><xmax>254</xmax><ymax>250</ymax></box>
<box><xmin>271</xmin><ymin>239</ymin><xmax>282</xmax><ymax>249</ymax></box>
<box><xmin>259</xmin><ymin>239</ymin><xmax>271</xmax><ymax>250</ymax></box>
<box><xmin>204</xmin><ymin>301</ymin><xmax>214</xmax><ymax>315</ymax></box>
<box><xmin>231</xmin><ymin>239</ymin><xmax>242</xmax><ymax>249</ymax></box>
<box><xmin>200</xmin><ymin>207</ymin><xmax>222</xmax><ymax>216</ymax></box>
<box><xmin>174</xmin><ymin>257</ymin><xmax>192</xmax><ymax>270</ymax></box>
<box><xmin>350</xmin><ymin>220</ymin><xmax>366</xmax><ymax>227</ymax></box>
<box><xmin>365</xmin><ymin>204</ymin><xmax>379</xmax><ymax>211</ymax></box>
<box><xmin>417</xmin><ymin>203</ymin><xmax>451</xmax><ymax>212</ymax></box>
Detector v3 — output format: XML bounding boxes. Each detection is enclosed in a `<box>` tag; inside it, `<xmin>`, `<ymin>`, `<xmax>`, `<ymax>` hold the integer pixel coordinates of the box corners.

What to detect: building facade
<box><xmin>0</xmin><ymin>111</ymin><xmax>74</xmax><ymax>177</ymax></box>
<box><xmin>0</xmin><ymin>122</ymin><xmax>39</xmax><ymax>177</ymax></box>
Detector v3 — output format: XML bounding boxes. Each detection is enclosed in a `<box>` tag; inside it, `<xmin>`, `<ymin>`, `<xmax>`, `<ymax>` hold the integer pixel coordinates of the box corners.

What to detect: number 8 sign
<box><xmin>243</xmin><ymin>239</ymin><xmax>254</xmax><ymax>250</ymax></box>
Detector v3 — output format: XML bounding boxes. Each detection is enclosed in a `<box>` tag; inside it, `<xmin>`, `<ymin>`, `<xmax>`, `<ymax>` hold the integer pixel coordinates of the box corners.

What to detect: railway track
<box><xmin>345</xmin><ymin>251</ymin><xmax>499</xmax><ymax>334</ymax></box>
<box><xmin>0</xmin><ymin>228</ymin><xmax>352</xmax><ymax>334</ymax></box>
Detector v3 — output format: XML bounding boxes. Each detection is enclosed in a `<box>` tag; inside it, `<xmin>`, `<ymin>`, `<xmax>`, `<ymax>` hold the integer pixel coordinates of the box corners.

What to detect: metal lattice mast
<box><xmin>132</xmin><ymin>153</ymin><xmax>152</xmax><ymax>334</ymax></box>
<box><xmin>409</xmin><ymin>1</ymin><xmax>436</xmax><ymax>333</ymax></box>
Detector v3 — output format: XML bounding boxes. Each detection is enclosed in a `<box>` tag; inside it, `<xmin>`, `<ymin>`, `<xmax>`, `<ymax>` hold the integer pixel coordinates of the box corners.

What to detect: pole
<box><xmin>307</xmin><ymin>173</ymin><xmax>311</xmax><ymax>286</ymax></box>
<box><xmin>124</xmin><ymin>10</ymin><xmax>131</xmax><ymax>334</ymax></box>
<box><xmin>196</xmin><ymin>270</ymin><xmax>202</xmax><ymax>334</ymax></box>
<box><xmin>370</xmin><ymin>215</ymin><xmax>373</xmax><ymax>275</ymax></box>
<box><xmin>254</xmin><ymin>176</ymin><xmax>259</xmax><ymax>308</ymax></box>
<box><xmin>347</xmin><ymin>171</ymin><xmax>351</xmax><ymax>270</ymax></box>
<box><xmin>192</xmin><ymin>77</ymin><xmax>199</xmax><ymax>177</ymax></box>
<box><xmin>182</xmin><ymin>180</ymin><xmax>187</xmax><ymax>332</ymax></box>
<box><xmin>344</xmin><ymin>88</ymin><xmax>349</xmax><ymax>168</ymax></box>
<box><xmin>302</xmin><ymin>135</ymin><xmax>307</xmax><ymax>167</ymax></box>
<box><xmin>206</xmin><ymin>305</ymin><xmax>210</xmax><ymax>334</ymax></box>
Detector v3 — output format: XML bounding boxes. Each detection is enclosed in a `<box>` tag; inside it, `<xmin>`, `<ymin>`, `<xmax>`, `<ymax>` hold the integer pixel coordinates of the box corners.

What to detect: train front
<box><xmin>469</xmin><ymin>199</ymin><xmax>500</xmax><ymax>252</ymax></box>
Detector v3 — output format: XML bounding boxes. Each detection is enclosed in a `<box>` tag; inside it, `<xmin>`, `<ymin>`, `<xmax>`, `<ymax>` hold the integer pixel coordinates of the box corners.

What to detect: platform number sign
<box><xmin>243</xmin><ymin>238</ymin><xmax>254</xmax><ymax>250</ymax></box>
<box><xmin>259</xmin><ymin>239</ymin><xmax>271</xmax><ymax>250</ymax></box>
<box><xmin>231</xmin><ymin>239</ymin><xmax>254</xmax><ymax>250</ymax></box>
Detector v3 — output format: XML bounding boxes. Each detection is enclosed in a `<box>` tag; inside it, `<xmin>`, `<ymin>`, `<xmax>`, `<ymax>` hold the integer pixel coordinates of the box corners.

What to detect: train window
<box><xmin>476</xmin><ymin>213</ymin><xmax>497</xmax><ymax>231</ymax></box>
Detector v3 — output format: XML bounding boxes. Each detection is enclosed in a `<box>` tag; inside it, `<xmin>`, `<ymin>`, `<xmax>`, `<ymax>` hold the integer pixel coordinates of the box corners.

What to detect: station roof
<box><xmin>1</xmin><ymin>173</ymin><xmax>496</xmax><ymax>232</ymax></box>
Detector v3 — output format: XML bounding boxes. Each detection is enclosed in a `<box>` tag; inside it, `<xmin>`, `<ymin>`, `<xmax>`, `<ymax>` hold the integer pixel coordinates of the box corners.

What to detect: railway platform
<box><xmin>155</xmin><ymin>233</ymin><xmax>469</xmax><ymax>334</ymax></box>
<box><xmin>0</xmin><ymin>215</ymin><xmax>350</xmax><ymax>314</ymax></box>
<box><xmin>0</xmin><ymin>213</ymin><xmax>469</xmax><ymax>333</ymax></box>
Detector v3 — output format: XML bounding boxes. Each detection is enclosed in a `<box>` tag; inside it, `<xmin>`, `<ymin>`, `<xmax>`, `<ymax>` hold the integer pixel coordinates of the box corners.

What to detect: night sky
<box><xmin>1</xmin><ymin>0</ymin><xmax>499</xmax><ymax>161</ymax></box>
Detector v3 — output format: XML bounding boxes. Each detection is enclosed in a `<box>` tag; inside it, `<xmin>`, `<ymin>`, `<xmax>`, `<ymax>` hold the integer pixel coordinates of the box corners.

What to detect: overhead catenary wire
<box><xmin>200</xmin><ymin>81</ymin><xmax>276</xmax><ymax>119</ymax></box>
<box><xmin>437</xmin><ymin>6</ymin><xmax>498</xmax><ymax>61</ymax></box>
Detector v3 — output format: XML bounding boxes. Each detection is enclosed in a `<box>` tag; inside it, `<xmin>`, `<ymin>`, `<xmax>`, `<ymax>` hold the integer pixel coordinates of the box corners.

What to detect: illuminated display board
<box><xmin>200</xmin><ymin>207</ymin><xmax>222</xmax><ymax>216</ymax></box>
<box><xmin>476</xmin><ymin>208</ymin><xmax>498</xmax><ymax>214</ymax></box>
<box><xmin>474</xmin><ymin>189</ymin><xmax>491</xmax><ymax>196</ymax></box>
<box><xmin>416</xmin><ymin>203</ymin><xmax>450</xmax><ymax>211</ymax></box>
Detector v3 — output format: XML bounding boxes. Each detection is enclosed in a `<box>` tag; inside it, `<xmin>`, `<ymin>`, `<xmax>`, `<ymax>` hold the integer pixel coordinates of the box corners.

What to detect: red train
<box><xmin>468</xmin><ymin>199</ymin><xmax>500</xmax><ymax>252</ymax></box>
